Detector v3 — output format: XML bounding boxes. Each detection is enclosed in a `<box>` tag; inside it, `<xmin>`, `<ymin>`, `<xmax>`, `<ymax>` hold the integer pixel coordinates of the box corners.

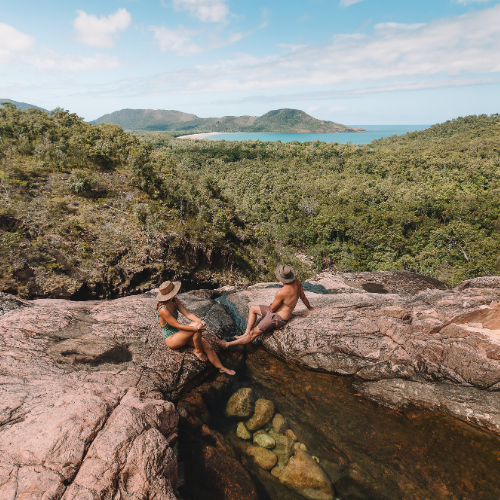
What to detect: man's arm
<box><xmin>269</xmin><ymin>289</ymin><xmax>284</xmax><ymax>313</ymax></box>
<box><xmin>299</xmin><ymin>283</ymin><xmax>316</xmax><ymax>310</ymax></box>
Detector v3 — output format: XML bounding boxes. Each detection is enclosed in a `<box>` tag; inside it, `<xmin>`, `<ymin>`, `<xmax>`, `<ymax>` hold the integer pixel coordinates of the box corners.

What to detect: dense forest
<box><xmin>1</xmin><ymin>102</ymin><xmax>499</xmax><ymax>299</ymax></box>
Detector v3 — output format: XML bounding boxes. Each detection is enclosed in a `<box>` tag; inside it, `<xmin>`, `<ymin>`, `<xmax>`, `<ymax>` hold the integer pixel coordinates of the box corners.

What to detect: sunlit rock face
<box><xmin>2</xmin><ymin>270</ymin><xmax>500</xmax><ymax>499</ymax></box>
<box><xmin>222</xmin><ymin>272</ymin><xmax>500</xmax><ymax>434</ymax></box>
<box><xmin>0</xmin><ymin>291</ymin><xmax>239</xmax><ymax>499</ymax></box>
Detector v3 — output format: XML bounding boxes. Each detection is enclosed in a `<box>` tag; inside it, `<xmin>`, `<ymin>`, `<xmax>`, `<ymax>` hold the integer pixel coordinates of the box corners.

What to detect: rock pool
<box><xmin>177</xmin><ymin>347</ymin><xmax>500</xmax><ymax>500</ymax></box>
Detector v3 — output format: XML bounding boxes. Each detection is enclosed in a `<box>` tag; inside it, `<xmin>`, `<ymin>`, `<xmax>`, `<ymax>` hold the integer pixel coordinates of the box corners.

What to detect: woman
<box><xmin>156</xmin><ymin>281</ymin><xmax>235</xmax><ymax>375</ymax></box>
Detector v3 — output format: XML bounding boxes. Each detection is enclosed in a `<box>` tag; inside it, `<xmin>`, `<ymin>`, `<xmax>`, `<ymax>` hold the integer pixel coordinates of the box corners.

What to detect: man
<box><xmin>218</xmin><ymin>264</ymin><xmax>316</xmax><ymax>348</ymax></box>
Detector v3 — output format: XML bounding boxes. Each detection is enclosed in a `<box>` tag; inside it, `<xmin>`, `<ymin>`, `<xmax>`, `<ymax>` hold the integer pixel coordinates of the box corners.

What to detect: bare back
<box><xmin>270</xmin><ymin>279</ymin><xmax>308</xmax><ymax>320</ymax></box>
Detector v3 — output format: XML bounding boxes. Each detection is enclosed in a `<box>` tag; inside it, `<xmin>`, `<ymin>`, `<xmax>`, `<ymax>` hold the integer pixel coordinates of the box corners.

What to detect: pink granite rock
<box><xmin>224</xmin><ymin>272</ymin><xmax>500</xmax><ymax>434</ymax></box>
<box><xmin>0</xmin><ymin>291</ymin><xmax>227</xmax><ymax>499</ymax></box>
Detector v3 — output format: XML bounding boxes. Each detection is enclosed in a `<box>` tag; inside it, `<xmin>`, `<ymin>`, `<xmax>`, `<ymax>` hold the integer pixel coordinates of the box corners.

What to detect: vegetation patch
<box><xmin>1</xmin><ymin>101</ymin><xmax>499</xmax><ymax>298</ymax></box>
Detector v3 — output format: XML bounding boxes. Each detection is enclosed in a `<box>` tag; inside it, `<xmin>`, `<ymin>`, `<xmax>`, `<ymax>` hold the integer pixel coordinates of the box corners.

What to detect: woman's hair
<box><xmin>155</xmin><ymin>297</ymin><xmax>175</xmax><ymax>311</ymax></box>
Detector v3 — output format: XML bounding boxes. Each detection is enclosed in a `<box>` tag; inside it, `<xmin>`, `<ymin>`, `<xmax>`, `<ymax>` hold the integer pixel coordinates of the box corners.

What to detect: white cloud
<box><xmin>73</xmin><ymin>8</ymin><xmax>131</xmax><ymax>48</ymax></box>
<box><xmin>172</xmin><ymin>0</ymin><xmax>229</xmax><ymax>23</ymax></box>
<box><xmin>339</xmin><ymin>0</ymin><xmax>363</xmax><ymax>8</ymax></box>
<box><xmin>374</xmin><ymin>22</ymin><xmax>426</xmax><ymax>31</ymax></box>
<box><xmin>81</xmin><ymin>5</ymin><xmax>500</xmax><ymax>99</ymax></box>
<box><xmin>150</xmin><ymin>24</ymin><xmax>256</xmax><ymax>55</ymax></box>
<box><xmin>454</xmin><ymin>0</ymin><xmax>490</xmax><ymax>4</ymax></box>
<box><xmin>151</xmin><ymin>25</ymin><xmax>202</xmax><ymax>55</ymax></box>
<box><xmin>0</xmin><ymin>23</ymin><xmax>35</xmax><ymax>51</ymax></box>
<box><xmin>0</xmin><ymin>20</ymin><xmax>121</xmax><ymax>73</ymax></box>
<box><xmin>22</xmin><ymin>50</ymin><xmax>120</xmax><ymax>71</ymax></box>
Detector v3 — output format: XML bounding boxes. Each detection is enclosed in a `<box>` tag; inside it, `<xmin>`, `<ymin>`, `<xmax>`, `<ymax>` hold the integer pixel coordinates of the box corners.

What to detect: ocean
<box><xmin>200</xmin><ymin>125</ymin><xmax>431</xmax><ymax>145</ymax></box>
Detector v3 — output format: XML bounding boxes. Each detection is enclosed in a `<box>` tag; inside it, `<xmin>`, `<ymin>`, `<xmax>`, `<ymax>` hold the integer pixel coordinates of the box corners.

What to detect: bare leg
<box><xmin>199</xmin><ymin>338</ymin><xmax>235</xmax><ymax>375</ymax></box>
<box><xmin>237</xmin><ymin>305</ymin><xmax>261</xmax><ymax>337</ymax></box>
<box><xmin>217</xmin><ymin>326</ymin><xmax>261</xmax><ymax>349</ymax></box>
<box><xmin>165</xmin><ymin>323</ymin><xmax>207</xmax><ymax>361</ymax></box>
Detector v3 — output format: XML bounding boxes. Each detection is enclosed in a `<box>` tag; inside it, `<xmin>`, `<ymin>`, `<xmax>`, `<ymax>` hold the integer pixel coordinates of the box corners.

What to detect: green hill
<box><xmin>92</xmin><ymin>108</ymin><xmax>366</xmax><ymax>134</ymax></box>
<box><xmin>1</xmin><ymin>103</ymin><xmax>499</xmax><ymax>300</ymax></box>
<box><xmin>0</xmin><ymin>99</ymin><xmax>47</xmax><ymax>112</ymax></box>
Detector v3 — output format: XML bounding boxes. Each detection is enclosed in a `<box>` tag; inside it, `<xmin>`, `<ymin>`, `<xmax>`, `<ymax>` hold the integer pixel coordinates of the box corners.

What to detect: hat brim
<box><xmin>156</xmin><ymin>281</ymin><xmax>182</xmax><ymax>301</ymax></box>
<box><xmin>275</xmin><ymin>268</ymin><xmax>295</xmax><ymax>283</ymax></box>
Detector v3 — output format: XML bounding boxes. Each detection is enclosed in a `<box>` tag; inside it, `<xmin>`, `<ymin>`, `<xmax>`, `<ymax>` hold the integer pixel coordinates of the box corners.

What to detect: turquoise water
<box><xmin>202</xmin><ymin>125</ymin><xmax>431</xmax><ymax>145</ymax></box>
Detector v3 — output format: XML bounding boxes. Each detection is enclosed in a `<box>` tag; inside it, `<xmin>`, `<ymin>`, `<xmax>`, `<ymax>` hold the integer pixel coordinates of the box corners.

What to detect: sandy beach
<box><xmin>176</xmin><ymin>132</ymin><xmax>222</xmax><ymax>139</ymax></box>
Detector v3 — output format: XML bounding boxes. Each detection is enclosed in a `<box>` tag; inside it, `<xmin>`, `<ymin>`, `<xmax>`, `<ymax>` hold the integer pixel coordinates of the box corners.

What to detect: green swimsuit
<box><xmin>158</xmin><ymin>305</ymin><xmax>179</xmax><ymax>338</ymax></box>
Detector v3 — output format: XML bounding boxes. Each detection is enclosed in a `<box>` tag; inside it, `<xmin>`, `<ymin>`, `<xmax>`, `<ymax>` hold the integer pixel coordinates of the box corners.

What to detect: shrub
<box><xmin>67</xmin><ymin>170</ymin><xmax>98</xmax><ymax>195</ymax></box>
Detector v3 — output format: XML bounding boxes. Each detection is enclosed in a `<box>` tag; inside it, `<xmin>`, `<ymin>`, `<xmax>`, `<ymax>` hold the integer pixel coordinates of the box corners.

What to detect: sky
<box><xmin>1</xmin><ymin>0</ymin><xmax>500</xmax><ymax>124</ymax></box>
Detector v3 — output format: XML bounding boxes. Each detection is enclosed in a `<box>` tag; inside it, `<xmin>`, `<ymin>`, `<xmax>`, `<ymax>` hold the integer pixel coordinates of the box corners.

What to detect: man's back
<box><xmin>272</xmin><ymin>279</ymin><xmax>305</xmax><ymax>320</ymax></box>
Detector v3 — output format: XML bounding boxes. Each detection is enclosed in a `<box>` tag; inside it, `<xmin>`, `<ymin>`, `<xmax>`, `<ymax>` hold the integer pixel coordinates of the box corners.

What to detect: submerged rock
<box><xmin>273</xmin><ymin>434</ymin><xmax>295</xmax><ymax>469</ymax></box>
<box><xmin>272</xmin><ymin>413</ymin><xmax>288</xmax><ymax>434</ymax></box>
<box><xmin>280</xmin><ymin>450</ymin><xmax>334</xmax><ymax>500</ymax></box>
<box><xmin>246</xmin><ymin>445</ymin><xmax>278</xmax><ymax>470</ymax></box>
<box><xmin>253</xmin><ymin>433</ymin><xmax>276</xmax><ymax>449</ymax></box>
<box><xmin>271</xmin><ymin>466</ymin><xmax>281</xmax><ymax>478</ymax></box>
<box><xmin>286</xmin><ymin>429</ymin><xmax>298</xmax><ymax>441</ymax></box>
<box><xmin>246</xmin><ymin>398</ymin><xmax>275</xmax><ymax>432</ymax></box>
<box><xmin>226</xmin><ymin>388</ymin><xmax>255</xmax><ymax>418</ymax></box>
<box><xmin>236</xmin><ymin>422</ymin><xmax>252</xmax><ymax>440</ymax></box>
<box><xmin>294</xmin><ymin>442</ymin><xmax>307</xmax><ymax>452</ymax></box>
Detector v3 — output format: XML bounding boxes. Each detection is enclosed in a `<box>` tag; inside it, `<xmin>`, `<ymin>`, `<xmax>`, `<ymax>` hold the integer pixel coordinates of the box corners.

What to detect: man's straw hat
<box><xmin>156</xmin><ymin>281</ymin><xmax>182</xmax><ymax>301</ymax></box>
<box><xmin>275</xmin><ymin>264</ymin><xmax>296</xmax><ymax>284</ymax></box>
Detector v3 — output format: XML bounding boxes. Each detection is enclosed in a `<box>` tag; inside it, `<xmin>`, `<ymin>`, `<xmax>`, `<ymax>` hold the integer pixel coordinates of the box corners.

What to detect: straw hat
<box><xmin>275</xmin><ymin>264</ymin><xmax>296</xmax><ymax>284</ymax></box>
<box><xmin>156</xmin><ymin>281</ymin><xmax>182</xmax><ymax>301</ymax></box>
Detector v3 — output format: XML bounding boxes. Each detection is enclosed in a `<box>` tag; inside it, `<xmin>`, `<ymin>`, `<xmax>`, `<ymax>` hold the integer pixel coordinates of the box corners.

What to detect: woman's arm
<box><xmin>175</xmin><ymin>298</ymin><xmax>205</xmax><ymax>326</ymax></box>
<box><xmin>159</xmin><ymin>306</ymin><xmax>202</xmax><ymax>332</ymax></box>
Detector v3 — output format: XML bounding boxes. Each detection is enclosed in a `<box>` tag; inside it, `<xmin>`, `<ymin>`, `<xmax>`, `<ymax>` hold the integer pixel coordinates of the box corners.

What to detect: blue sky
<box><xmin>1</xmin><ymin>0</ymin><xmax>499</xmax><ymax>124</ymax></box>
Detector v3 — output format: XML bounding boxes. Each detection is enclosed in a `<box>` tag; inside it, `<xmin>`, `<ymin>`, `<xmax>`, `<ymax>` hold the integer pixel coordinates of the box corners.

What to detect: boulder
<box><xmin>273</xmin><ymin>434</ymin><xmax>295</xmax><ymax>469</ymax></box>
<box><xmin>279</xmin><ymin>450</ymin><xmax>335</xmax><ymax>500</ymax></box>
<box><xmin>225</xmin><ymin>388</ymin><xmax>255</xmax><ymax>418</ymax></box>
<box><xmin>236</xmin><ymin>422</ymin><xmax>252</xmax><ymax>440</ymax></box>
<box><xmin>245</xmin><ymin>445</ymin><xmax>278</xmax><ymax>470</ymax></box>
<box><xmin>272</xmin><ymin>413</ymin><xmax>288</xmax><ymax>434</ymax></box>
<box><xmin>224</xmin><ymin>272</ymin><xmax>500</xmax><ymax>434</ymax></box>
<box><xmin>0</xmin><ymin>291</ymin><xmax>234</xmax><ymax>498</ymax></box>
<box><xmin>253</xmin><ymin>433</ymin><xmax>276</xmax><ymax>449</ymax></box>
<box><xmin>246</xmin><ymin>398</ymin><xmax>275</xmax><ymax>432</ymax></box>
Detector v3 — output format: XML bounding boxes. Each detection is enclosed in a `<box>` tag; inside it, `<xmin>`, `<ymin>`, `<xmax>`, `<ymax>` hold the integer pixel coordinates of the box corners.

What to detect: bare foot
<box><xmin>219</xmin><ymin>367</ymin><xmax>236</xmax><ymax>376</ymax></box>
<box><xmin>193</xmin><ymin>350</ymin><xmax>208</xmax><ymax>362</ymax></box>
<box><xmin>215</xmin><ymin>338</ymin><xmax>227</xmax><ymax>349</ymax></box>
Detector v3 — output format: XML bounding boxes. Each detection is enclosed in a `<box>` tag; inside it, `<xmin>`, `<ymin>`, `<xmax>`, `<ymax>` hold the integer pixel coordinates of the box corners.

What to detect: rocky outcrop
<box><xmin>223</xmin><ymin>271</ymin><xmax>500</xmax><ymax>434</ymax></box>
<box><xmin>3</xmin><ymin>270</ymin><xmax>500</xmax><ymax>498</ymax></box>
<box><xmin>0</xmin><ymin>290</ymin><xmax>238</xmax><ymax>499</ymax></box>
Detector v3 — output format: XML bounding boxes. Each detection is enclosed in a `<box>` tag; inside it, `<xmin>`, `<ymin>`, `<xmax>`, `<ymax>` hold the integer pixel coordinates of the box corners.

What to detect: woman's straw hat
<box><xmin>275</xmin><ymin>264</ymin><xmax>296</xmax><ymax>284</ymax></box>
<box><xmin>156</xmin><ymin>281</ymin><xmax>182</xmax><ymax>301</ymax></box>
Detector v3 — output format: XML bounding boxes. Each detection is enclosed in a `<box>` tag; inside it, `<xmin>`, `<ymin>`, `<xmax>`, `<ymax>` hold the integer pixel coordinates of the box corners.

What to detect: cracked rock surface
<box><xmin>2</xmin><ymin>270</ymin><xmax>500</xmax><ymax>498</ymax></box>
<box><xmin>225</xmin><ymin>271</ymin><xmax>500</xmax><ymax>434</ymax></box>
<box><xmin>0</xmin><ymin>290</ymin><xmax>231</xmax><ymax>499</ymax></box>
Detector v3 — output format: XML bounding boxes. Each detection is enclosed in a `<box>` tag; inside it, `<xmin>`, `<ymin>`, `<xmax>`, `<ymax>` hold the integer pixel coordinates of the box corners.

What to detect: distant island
<box><xmin>91</xmin><ymin>108</ymin><xmax>367</xmax><ymax>134</ymax></box>
<box><xmin>0</xmin><ymin>99</ymin><xmax>47</xmax><ymax>112</ymax></box>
